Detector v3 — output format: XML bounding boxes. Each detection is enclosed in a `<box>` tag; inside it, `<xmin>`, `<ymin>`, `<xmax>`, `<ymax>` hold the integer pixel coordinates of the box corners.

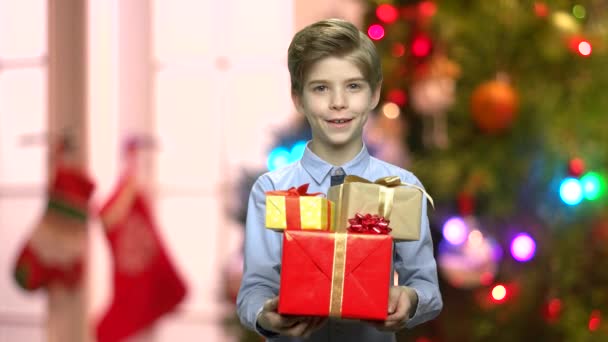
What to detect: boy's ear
<box><xmin>371</xmin><ymin>81</ymin><xmax>382</xmax><ymax>110</ymax></box>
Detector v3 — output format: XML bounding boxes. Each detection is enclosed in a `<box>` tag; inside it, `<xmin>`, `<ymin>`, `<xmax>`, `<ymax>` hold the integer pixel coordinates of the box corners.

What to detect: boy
<box><xmin>237</xmin><ymin>19</ymin><xmax>442</xmax><ymax>341</ymax></box>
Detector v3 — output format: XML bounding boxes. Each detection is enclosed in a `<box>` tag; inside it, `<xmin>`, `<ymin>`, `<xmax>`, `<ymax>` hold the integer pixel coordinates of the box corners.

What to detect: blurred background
<box><xmin>0</xmin><ymin>0</ymin><xmax>607</xmax><ymax>341</ymax></box>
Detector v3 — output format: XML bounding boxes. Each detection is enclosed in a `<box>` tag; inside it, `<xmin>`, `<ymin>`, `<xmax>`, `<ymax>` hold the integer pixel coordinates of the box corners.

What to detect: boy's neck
<box><xmin>309</xmin><ymin>140</ymin><xmax>363</xmax><ymax>167</ymax></box>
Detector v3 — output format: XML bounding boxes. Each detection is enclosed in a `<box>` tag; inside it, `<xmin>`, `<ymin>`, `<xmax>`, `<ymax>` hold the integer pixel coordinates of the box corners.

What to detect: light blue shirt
<box><xmin>236</xmin><ymin>143</ymin><xmax>442</xmax><ymax>342</ymax></box>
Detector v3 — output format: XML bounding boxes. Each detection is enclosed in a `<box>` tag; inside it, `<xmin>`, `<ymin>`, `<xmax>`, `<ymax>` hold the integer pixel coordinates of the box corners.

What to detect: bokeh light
<box><xmin>443</xmin><ymin>217</ymin><xmax>468</xmax><ymax>245</ymax></box>
<box><xmin>391</xmin><ymin>43</ymin><xmax>406</xmax><ymax>57</ymax></box>
<box><xmin>411</xmin><ymin>35</ymin><xmax>432</xmax><ymax>57</ymax></box>
<box><xmin>568</xmin><ymin>157</ymin><xmax>585</xmax><ymax>177</ymax></box>
<box><xmin>382</xmin><ymin>102</ymin><xmax>400</xmax><ymax>119</ymax></box>
<box><xmin>547</xmin><ymin>298</ymin><xmax>562</xmax><ymax>321</ymax></box>
<box><xmin>368</xmin><ymin>24</ymin><xmax>385</xmax><ymax>41</ymax></box>
<box><xmin>588</xmin><ymin>310</ymin><xmax>601</xmax><ymax>331</ymax></box>
<box><xmin>491</xmin><ymin>284</ymin><xmax>507</xmax><ymax>302</ymax></box>
<box><xmin>534</xmin><ymin>2</ymin><xmax>549</xmax><ymax>17</ymax></box>
<box><xmin>581</xmin><ymin>172</ymin><xmax>604</xmax><ymax>200</ymax></box>
<box><xmin>572</xmin><ymin>5</ymin><xmax>586</xmax><ymax>19</ymax></box>
<box><xmin>510</xmin><ymin>233</ymin><xmax>536</xmax><ymax>262</ymax></box>
<box><xmin>418</xmin><ymin>1</ymin><xmax>437</xmax><ymax>17</ymax></box>
<box><xmin>290</xmin><ymin>140</ymin><xmax>307</xmax><ymax>162</ymax></box>
<box><xmin>468</xmin><ymin>230</ymin><xmax>483</xmax><ymax>248</ymax></box>
<box><xmin>386</xmin><ymin>88</ymin><xmax>407</xmax><ymax>106</ymax></box>
<box><xmin>267</xmin><ymin>147</ymin><xmax>291</xmax><ymax>171</ymax></box>
<box><xmin>578</xmin><ymin>41</ymin><xmax>592</xmax><ymax>56</ymax></box>
<box><xmin>559</xmin><ymin>177</ymin><xmax>583</xmax><ymax>205</ymax></box>
<box><xmin>376</xmin><ymin>4</ymin><xmax>399</xmax><ymax>23</ymax></box>
<box><xmin>438</xmin><ymin>226</ymin><xmax>500</xmax><ymax>289</ymax></box>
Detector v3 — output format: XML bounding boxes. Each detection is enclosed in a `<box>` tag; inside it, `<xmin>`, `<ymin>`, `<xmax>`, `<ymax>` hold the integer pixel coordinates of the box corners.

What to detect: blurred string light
<box><xmin>438</xmin><ymin>227</ymin><xmax>501</xmax><ymax>289</ymax></box>
<box><xmin>267</xmin><ymin>140</ymin><xmax>307</xmax><ymax>171</ymax></box>
<box><xmin>376</xmin><ymin>4</ymin><xmax>399</xmax><ymax>23</ymax></box>
<box><xmin>578</xmin><ymin>40</ymin><xmax>592</xmax><ymax>56</ymax></box>
<box><xmin>386</xmin><ymin>89</ymin><xmax>407</xmax><ymax>106</ymax></box>
<box><xmin>559</xmin><ymin>172</ymin><xmax>605</xmax><ymax>204</ymax></box>
<box><xmin>382</xmin><ymin>102</ymin><xmax>400</xmax><ymax>119</ymax></box>
<box><xmin>534</xmin><ymin>2</ymin><xmax>549</xmax><ymax>17</ymax></box>
<box><xmin>568</xmin><ymin>157</ymin><xmax>585</xmax><ymax>177</ymax></box>
<box><xmin>580</xmin><ymin>172</ymin><xmax>605</xmax><ymax>200</ymax></box>
<box><xmin>491</xmin><ymin>284</ymin><xmax>507</xmax><ymax>302</ymax></box>
<box><xmin>588</xmin><ymin>310</ymin><xmax>601</xmax><ymax>332</ymax></box>
<box><xmin>368</xmin><ymin>24</ymin><xmax>385</xmax><ymax>41</ymax></box>
<box><xmin>290</xmin><ymin>140</ymin><xmax>307</xmax><ymax>159</ymax></box>
<box><xmin>559</xmin><ymin>177</ymin><xmax>583</xmax><ymax>205</ymax></box>
<box><xmin>544</xmin><ymin>298</ymin><xmax>563</xmax><ymax>323</ymax></box>
<box><xmin>572</xmin><ymin>4</ymin><xmax>586</xmax><ymax>19</ymax></box>
<box><xmin>510</xmin><ymin>233</ymin><xmax>536</xmax><ymax>262</ymax></box>
<box><xmin>442</xmin><ymin>216</ymin><xmax>468</xmax><ymax>245</ymax></box>
<box><xmin>418</xmin><ymin>1</ymin><xmax>437</xmax><ymax>17</ymax></box>
<box><xmin>411</xmin><ymin>35</ymin><xmax>432</xmax><ymax>57</ymax></box>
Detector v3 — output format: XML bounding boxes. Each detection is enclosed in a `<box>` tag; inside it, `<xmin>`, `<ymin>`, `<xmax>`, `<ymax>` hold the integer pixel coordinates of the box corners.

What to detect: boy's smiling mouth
<box><xmin>326</xmin><ymin>118</ymin><xmax>353</xmax><ymax>125</ymax></box>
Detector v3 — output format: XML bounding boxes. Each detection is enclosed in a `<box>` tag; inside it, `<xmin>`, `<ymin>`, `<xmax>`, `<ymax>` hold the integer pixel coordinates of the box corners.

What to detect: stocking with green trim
<box><xmin>13</xmin><ymin>165</ymin><xmax>96</xmax><ymax>290</ymax></box>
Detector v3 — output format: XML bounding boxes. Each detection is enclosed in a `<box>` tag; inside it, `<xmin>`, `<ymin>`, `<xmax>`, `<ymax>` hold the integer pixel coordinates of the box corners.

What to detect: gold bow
<box><xmin>344</xmin><ymin>175</ymin><xmax>435</xmax><ymax>209</ymax></box>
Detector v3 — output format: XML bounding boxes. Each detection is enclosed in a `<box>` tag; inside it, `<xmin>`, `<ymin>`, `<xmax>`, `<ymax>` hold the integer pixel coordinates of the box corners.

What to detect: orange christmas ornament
<box><xmin>471</xmin><ymin>79</ymin><xmax>519</xmax><ymax>134</ymax></box>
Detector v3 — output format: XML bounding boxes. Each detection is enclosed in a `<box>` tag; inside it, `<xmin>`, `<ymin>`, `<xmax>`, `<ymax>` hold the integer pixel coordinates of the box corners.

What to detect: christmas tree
<box><xmin>364</xmin><ymin>0</ymin><xmax>608</xmax><ymax>341</ymax></box>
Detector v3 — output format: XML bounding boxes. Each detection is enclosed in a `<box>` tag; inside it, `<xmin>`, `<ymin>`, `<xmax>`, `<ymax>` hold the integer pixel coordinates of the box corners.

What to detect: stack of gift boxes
<box><xmin>265</xmin><ymin>176</ymin><xmax>430</xmax><ymax>320</ymax></box>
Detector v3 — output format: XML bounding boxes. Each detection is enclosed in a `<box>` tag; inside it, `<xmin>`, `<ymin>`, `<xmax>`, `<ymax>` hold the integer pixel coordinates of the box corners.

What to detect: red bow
<box><xmin>266</xmin><ymin>183</ymin><xmax>322</xmax><ymax>197</ymax></box>
<box><xmin>347</xmin><ymin>213</ymin><xmax>392</xmax><ymax>235</ymax></box>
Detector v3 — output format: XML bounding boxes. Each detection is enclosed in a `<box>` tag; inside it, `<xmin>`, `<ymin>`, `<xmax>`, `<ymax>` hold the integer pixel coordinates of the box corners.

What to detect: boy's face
<box><xmin>292</xmin><ymin>56</ymin><xmax>381</xmax><ymax>153</ymax></box>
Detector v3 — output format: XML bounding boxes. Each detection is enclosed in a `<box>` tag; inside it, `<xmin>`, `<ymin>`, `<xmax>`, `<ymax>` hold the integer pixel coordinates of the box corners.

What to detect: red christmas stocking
<box><xmin>13</xmin><ymin>165</ymin><xmax>96</xmax><ymax>290</ymax></box>
<box><xmin>96</xmin><ymin>174</ymin><xmax>187</xmax><ymax>342</ymax></box>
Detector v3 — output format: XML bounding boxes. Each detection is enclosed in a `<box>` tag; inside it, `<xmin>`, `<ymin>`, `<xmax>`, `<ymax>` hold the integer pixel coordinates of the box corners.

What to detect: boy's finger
<box><xmin>284</xmin><ymin>320</ymin><xmax>311</xmax><ymax>337</ymax></box>
<box><xmin>303</xmin><ymin>317</ymin><xmax>326</xmax><ymax>337</ymax></box>
<box><xmin>263</xmin><ymin>297</ymin><xmax>279</xmax><ymax>312</ymax></box>
<box><xmin>272</xmin><ymin>314</ymin><xmax>303</xmax><ymax>329</ymax></box>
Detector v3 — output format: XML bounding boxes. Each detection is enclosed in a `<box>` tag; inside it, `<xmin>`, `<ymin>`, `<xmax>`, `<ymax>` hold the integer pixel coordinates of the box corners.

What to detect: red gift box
<box><xmin>278</xmin><ymin>230</ymin><xmax>392</xmax><ymax>320</ymax></box>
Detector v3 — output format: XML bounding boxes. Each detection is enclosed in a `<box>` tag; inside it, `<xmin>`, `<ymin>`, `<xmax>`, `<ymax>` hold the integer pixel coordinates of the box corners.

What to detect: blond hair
<box><xmin>287</xmin><ymin>18</ymin><xmax>382</xmax><ymax>95</ymax></box>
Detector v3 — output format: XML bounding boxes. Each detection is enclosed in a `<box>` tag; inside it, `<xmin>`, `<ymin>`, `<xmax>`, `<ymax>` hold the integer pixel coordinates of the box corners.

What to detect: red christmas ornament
<box><xmin>568</xmin><ymin>158</ymin><xmax>586</xmax><ymax>177</ymax></box>
<box><xmin>471</xmin><ymin>79</ymin><xmax>519</xmax><ymax>134</ymax></box>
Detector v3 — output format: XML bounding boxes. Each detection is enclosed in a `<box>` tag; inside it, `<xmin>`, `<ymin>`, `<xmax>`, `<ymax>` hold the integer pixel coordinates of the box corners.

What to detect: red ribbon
<box><xmin>347</xmin><ymin>213</ymin><xmax>392</xmax><ymax>235</ymax></box>
<box><xmin>266</xmin><ymin>183</ymin><xmax>322</xmax><ymax>197</ymax></box>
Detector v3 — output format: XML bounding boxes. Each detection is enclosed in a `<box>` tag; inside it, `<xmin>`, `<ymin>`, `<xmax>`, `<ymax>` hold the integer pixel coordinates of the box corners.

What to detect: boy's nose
<box><xmin>330</xmin><ymin>91</ymin><xmax>347</xmax><ymax>110</ymax></box>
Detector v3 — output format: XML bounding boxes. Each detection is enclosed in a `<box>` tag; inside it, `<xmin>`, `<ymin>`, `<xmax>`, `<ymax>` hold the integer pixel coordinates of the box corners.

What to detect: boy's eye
<box><xmin>348</xmin><ymin>83</ymin><xmax>362</xmax><ymax>90</ymax></box>
<box><xmin>313</xmin><ymin>85</ymin><xmax>328</xmax><ymax>92</ymax></box>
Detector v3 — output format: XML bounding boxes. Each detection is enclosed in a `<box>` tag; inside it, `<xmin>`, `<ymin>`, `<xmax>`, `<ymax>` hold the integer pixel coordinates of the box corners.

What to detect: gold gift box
<box><xmin>328</xmin><ymin>175</ymin><xmax>433</xmax><ymax>241</ymax></box>
<box><xmin>265</xmin><ymin>194</ymin><xmax>335</xmax><ymax>231</ymax></box>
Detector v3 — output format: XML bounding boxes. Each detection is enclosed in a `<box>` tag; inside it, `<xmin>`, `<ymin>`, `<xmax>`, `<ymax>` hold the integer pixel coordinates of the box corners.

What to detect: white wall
<box><xmin>1</xmin><ymin>1</ymin><xmax>367</xmax><ymax>341</ymax></box>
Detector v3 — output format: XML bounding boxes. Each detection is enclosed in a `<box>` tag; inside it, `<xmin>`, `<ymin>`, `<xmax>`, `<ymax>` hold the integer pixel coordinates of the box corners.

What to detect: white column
<box><xmin>47</xmin><ymin>1</ymin><xmax>89</xmax><ymax>341</ymax></box>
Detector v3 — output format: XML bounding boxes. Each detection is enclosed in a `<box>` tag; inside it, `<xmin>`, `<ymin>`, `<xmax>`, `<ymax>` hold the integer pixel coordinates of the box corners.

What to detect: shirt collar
<box><xmin>300</xmin><ymin>141</ymin><xmax>371</xmax><ymax>185</ymax></box>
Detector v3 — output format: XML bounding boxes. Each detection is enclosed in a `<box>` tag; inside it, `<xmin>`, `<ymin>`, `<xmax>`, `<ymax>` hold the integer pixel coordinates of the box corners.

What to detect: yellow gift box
<box><xmin>328</xmin><ymin>175</ymin><xmax>434</xmax><ymax>241</ymax></box>
<box><xmin>265</xmin><ymin>184</ymin><xmax>335</xmax><ymax>231</ymax></box>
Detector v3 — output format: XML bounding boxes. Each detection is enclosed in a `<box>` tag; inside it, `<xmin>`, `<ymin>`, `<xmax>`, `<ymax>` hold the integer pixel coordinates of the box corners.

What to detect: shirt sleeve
<box><xmin>394</xmin><ymin>175</ymin><xmax>443</xmax><ymax>328</ymax></box>
<box><xmin>236</xmin><ymin>175</ymin><xmax>284</xmax><ymax>333</ymax></box>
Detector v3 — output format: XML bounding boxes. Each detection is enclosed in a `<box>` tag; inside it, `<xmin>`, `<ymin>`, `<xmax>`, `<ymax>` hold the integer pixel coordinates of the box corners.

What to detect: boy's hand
<box><xmin>257</xmin><ymin>297</ymin><xmax>327</xmax><ymax>338</ymax></box>
<box><xmin>364</xmin><ymin>286</ymin><xmax>418</xmax><ymax>332</ymax></box>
